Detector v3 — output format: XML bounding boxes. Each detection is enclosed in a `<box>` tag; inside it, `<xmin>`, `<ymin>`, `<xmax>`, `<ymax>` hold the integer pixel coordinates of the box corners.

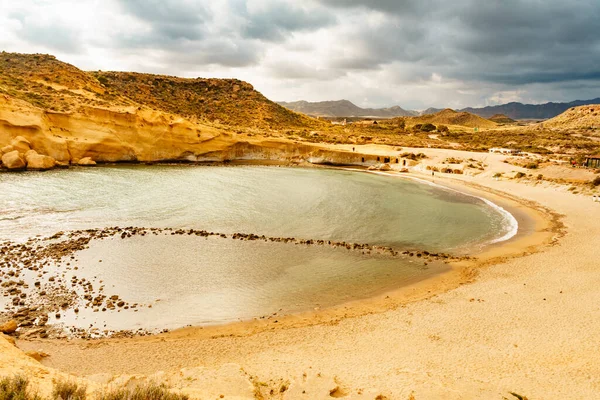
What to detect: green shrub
<box><xmin>96</xmin><ymin>76</ymin><xmax>110</xmax><ymax>86</ymax></box>
<box><xmin>420</xmin><ymin>123</ymin><xmax>436</xmax><ymax>132</ymax></box>
<box><xmin>515</xmin><ymin>172</ymin><xmax>526</xmax><ymax>179</ymax></box>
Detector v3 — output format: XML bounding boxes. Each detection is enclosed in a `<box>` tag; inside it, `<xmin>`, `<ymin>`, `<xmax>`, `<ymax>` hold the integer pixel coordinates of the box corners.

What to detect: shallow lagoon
<box><xmin>0</xmin><ymin>166</ymin><xmax>515</xmax><ymax>331</ymax></box>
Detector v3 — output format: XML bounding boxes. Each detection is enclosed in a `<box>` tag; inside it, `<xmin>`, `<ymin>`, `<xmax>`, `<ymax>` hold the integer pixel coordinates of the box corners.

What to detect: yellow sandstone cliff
<box><xmin>0</xmin><ymin>52</ymin><xmax>334</xmax><ymax>170</ymax></box>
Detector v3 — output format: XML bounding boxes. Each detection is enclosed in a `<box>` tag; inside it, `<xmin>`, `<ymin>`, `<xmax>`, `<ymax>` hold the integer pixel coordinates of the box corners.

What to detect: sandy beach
<box><xmin>5</xmin><ymin>144</ymin><xmax>597</xmax><ymax>399</ymax></box>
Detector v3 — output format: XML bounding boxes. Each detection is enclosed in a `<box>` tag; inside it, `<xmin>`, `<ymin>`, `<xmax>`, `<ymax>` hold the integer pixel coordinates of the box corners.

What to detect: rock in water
<box><xmin>0</xmin><ymin>320</ymin><xmax>18</xmax><ymax>334</ymax></box>
<box><xmin>26</xmin><ymin>151</ymin><xmax>56</xmax><ymax>171</ymax></box>
<box><xmin>78</xmin><ymin>157</ymin><xmax>97</xmax><ymax>166</ymax></box>
<box><xmin>1</xmin><ymin>150</ymin><xmax>26</xmax><ymax>170</ymax></box>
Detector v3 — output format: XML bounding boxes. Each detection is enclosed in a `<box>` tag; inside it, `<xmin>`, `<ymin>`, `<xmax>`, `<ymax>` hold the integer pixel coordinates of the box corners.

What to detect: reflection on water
<box><xmin>0</xmin><ymin>165</ymin><xmax>511</xmax><ymax>251</ymax></box>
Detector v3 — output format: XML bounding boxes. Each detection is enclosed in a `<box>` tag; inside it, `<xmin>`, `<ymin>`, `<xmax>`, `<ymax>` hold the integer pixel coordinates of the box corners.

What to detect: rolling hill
<box><xmin>0</xmin><ymin>52</ymin><xmax>318</xmax><ymax>130</ymax></box>
<box><xmin>405</xmin><ymin>109</ymin><xmax>498</xmax><ymax>129</ymax></box>
<box><xmin>488</xmin><ymin>114</ymin><xmax>516</xmax><ymax>124</ymax></box>
<box><xmin>539</xmin><ymin>104</ymin><xmax>600</xmax><ymax>130</ymax></box>
<box><xmin>92</xmin><ymin>72</ymin><xmax>318</xmax><ymax>129</ymax></box>
<box><xmin>278</xmin><ymin>99</ymin><xmax>417</xmax><ymax>118</ymax></box>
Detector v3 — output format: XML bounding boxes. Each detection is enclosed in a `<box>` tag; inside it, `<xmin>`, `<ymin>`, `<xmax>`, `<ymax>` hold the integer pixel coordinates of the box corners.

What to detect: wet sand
<box><xmin>1</xmin><ymin>226</ymin><xmax>457</xmax><ymax>339</ymax></box>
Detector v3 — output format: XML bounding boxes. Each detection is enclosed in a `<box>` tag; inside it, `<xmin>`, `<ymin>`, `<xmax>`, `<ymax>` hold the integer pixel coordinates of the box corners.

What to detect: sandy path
<box><xmin>17</xmin><ymin>148</ymin><xmax>600</xmax><ymax>399</ymax></box>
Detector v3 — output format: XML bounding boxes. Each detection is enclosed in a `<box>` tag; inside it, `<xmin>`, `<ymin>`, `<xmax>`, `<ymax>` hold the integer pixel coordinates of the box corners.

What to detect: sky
<box><xmin>1</xmin><ymin>0</ymin><xmax>599</xmax><ymax>110</ymax></box>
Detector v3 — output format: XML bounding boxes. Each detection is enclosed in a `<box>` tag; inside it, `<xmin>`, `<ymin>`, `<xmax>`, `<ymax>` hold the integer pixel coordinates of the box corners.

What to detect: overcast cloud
<box><xmin>1</xmin><ymin>0</ymin><xmax>599</xmax><ymax>109</ymax></box>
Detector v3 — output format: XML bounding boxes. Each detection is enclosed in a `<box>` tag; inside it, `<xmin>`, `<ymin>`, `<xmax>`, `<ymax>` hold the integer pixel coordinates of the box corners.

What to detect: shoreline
<box><xmin>6</xmin><ymin>163</ymin><xmax>559</xmax><ymax>343</ymax></box>
<box><xmin>159</xmin><ymin>168</ymin><xmax>558</xmax><ymax>341</ymax></box>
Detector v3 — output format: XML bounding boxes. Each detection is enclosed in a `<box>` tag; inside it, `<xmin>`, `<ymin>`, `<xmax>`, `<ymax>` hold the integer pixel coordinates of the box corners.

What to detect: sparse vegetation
<box><xmin>0</xmin><ymin>52</ymin><xmax>321</xmax><ymax>130</ymax></box>
<box><xmin>437</xmin><ymin>124</ymin><xmax>449</xmax><ymax>133</ymax></box>
<box><xmin>97</xmin><ymin>384</ymin><xmax>188</xmax><ymax>400</ymax></box>
<box><xmin>592</xmin><ymin>176</ymin><xmax>600</xmax><ymax>186</ymax></box>
<box><xmin>0</xmin><ymin>376</ymin><xmax>42</xmax><ymax>400</ymax></box>
<box><xmin>88</xmin><ymin>71</ymin><xmax>319</xmax><ymax>130</ymax></box>
<box><xmin>444</xmin><ymin>157</ymin><xmax>462</xmax><ymax>164</ymax></box>
<box><xmin>52</xmin><ymin>381</ymin><xmax>86</xmax><ymax>400</ymax></box>
<box><xmin>0</xmin><ymin>377</ymin><xmax>186</xmax><ymax>400</ymax></box>
<box><xmin>525</xmin><ymin>162</ymin><xmax>539</xmax><ymax>169</ymax></box>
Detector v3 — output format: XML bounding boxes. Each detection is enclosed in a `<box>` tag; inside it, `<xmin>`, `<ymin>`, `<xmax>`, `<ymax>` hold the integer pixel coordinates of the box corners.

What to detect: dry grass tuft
<box><xmin>0</xmin><ymin>376</ymin><xmax>42</xmax><ymax>400</ymax></box>
<box><xmin>97</xmin><ymin>384</ymin><xmax>188</xmax><ymax>400</ymax></box>
<box><xmin>0</xmin><ymin>378</ymin><xmax>185</xmax><ymax>400</ymax></box>
<box><xmin>52</xmin><ymin>381</ymin><xmax>86</xmax><ymax>400</ymax></box>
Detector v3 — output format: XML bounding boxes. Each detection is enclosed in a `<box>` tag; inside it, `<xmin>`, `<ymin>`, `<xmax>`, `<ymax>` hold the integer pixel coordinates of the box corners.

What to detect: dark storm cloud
<box><xmin>113</xmin><ymin>0</ymin><xmax>260</xmax><ymax>68</ymax></box>
<box><xmin>328</xmin><ymin>22</ymin><xmax>434</xmax><ymax>70</ymax></box>
<box><xmin>267</xmin><ymin>60</ymin><xmax>344</xmax><ymax>80</ymax></box>
<box><xmin>317</xmin><ymin>0</ymin><xmax>600</xmax><ymax>86</ymax></box>
<box><xmin>241</xmin><ymin>2</ymin><xmax>336</xmax><ymax>42</ymax></box>
<box><xmin>4</xmin><ymin>0</ymin><xmax>599</xmax><ymax>106</ymax></box>
<box><xmin>163</xmin><ymin>39</ymin><xmax>261</xmax><ymax>68</ymax></box>
<box><xmin>118</xmin><ymin>0</ymin><xmax>209</xmax><ymax>40</ymax></box>
<box><xmin>111</xmin><ymin>0</ymin><xmax>337</xmax><ymax>68</ymax></box>
<box><xmin>318</xmin><ymin>0</ymin><xmax>428</xmax><ymax>15</ymax></box>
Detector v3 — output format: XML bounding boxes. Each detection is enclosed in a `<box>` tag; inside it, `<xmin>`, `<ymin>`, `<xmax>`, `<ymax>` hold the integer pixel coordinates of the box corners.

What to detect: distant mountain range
<box><xmin>460</xmin><ymin>99</ymin><xmax>600</xmax><ymax>119</ymax></box>
<box><xmin>277</xmin><ymin>100</ymin><xmax>416</xmax><ymax>118</ymax></box>
<box><xmin>278</xmin><ymin>98</ymin><xmax>600</xmax><ymax>120</ymax></box>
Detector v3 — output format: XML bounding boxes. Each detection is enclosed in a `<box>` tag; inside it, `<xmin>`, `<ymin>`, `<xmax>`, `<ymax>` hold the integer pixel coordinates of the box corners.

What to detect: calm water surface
<box><xmin>0</xmin><ymin>166</ymin><xmax>515</xmax><ymax>331</ymax></box>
